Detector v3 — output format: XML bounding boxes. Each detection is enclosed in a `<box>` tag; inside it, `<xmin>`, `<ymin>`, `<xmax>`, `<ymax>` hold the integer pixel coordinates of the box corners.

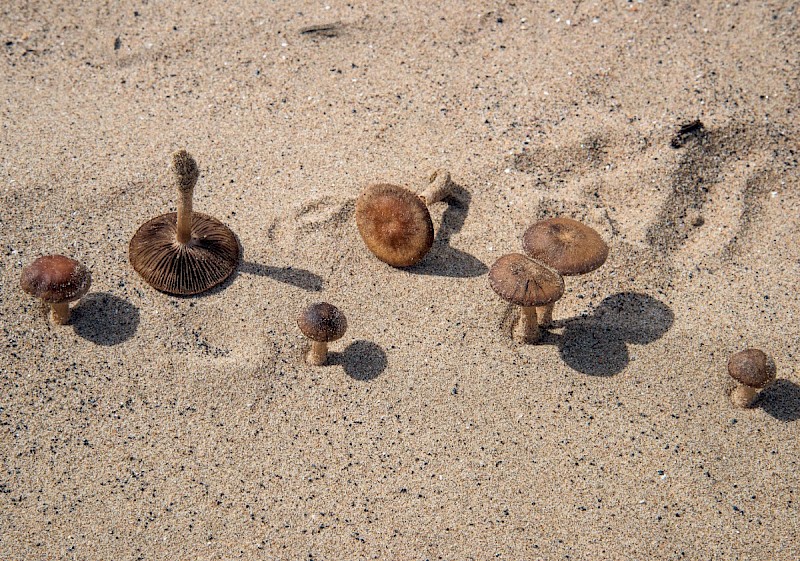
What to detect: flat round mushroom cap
<box><xmin>129</xmin><ymin>212</ymin><xmax>240</xmax><ymax>295</ymax></box>
<box><xmin>489</xmin><ymin>253</ymin><xmax>564</xmax><ymax>307</ymax></box>
<box><xmin>297</xmin><ymin>302</ymin><xmax>348</xmax><ymax>342</ymax></box>
<box><xmin>728</xmin><ymin>348</ymin><xmax>776</xmax><ymax>388</ymax></box>
<box><xmin>522</xmin><ymin>217</ymin><xmax>609</xmax><ymax>275</ymax></box>
<box><xmin>20</xmin><ymin>255</ymin><xmax>91</xmax><ymax>304</ymax></box>
<box><xmin>355</xmin><ymin>183</ymin><xmax>434</xmax><ymax>267</ymax></box>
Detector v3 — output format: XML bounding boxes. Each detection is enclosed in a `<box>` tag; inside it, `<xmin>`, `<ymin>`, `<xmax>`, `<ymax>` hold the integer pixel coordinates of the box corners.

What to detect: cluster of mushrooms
<box><xmin>19</xmin><ymin>150</ymin><xmax>778</xmax><ymax>408</ymax></box>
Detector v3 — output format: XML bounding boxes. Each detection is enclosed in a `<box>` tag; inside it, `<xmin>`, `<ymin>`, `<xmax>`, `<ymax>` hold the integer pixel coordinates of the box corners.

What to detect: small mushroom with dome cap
<box><xmin>522</xmin><ymin>217</ymin><xmax>609</xmax><ymax>325</ymax></box>
<box><xmin>355</xmin><ymin>169</ymin><xmax>454</xmax><ymax>268</ymax></box>
<box><xmin>20</xmin><ymin>255</ymin><xmax>91</xmax><ymax>325</ymax></box>
<box><xmin>489</xmin><ymin>253</ymin><xmax>564</xmax><ymax>344</ymax></box>
<box><xmin>297</xmin><ymin>302</ymin><xmax>348</xmax><ymax>365</ymax></box>
<box><xmin>129</xmin><ymin>150</ymin><xmax>240</xmax><ymax>296</ymax></box>
<box><xmin>727</xmin><ymin>348</ymin><xmax>776</xmax><ymax>408</ymax></box>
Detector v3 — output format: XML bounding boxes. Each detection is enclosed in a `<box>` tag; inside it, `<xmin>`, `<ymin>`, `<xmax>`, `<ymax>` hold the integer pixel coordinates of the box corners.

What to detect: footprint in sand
<box><xmin>510</xmin><ymin>121</ymin><xmax>793</xmax><ymax>279</ymax></box>
<box><xmin>293</xmin><ymin>196</ymin><xmax>355</xmax><ymax>233</ymax></box>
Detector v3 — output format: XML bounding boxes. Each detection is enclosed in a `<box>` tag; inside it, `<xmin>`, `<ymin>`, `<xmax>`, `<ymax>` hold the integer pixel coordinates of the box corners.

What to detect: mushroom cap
<box><xmin>728</xmin><ymin>348</ymin><xmax>776</xmax><ymax>389</ymax></box>
<box><xmin>297</xmin><ymin>302</ymin><xmax>348</xmax><ymax>342</ymax></box>
<box><xmin>522</xmin><ymin>217</ymin><xmax>609</xmax><ymax>275</ymax></box>
<box><xmin>129</xmin><ymin>212</ymin><xmax>240</xmax><ymax>295</ymax></box>
<box><xmin>489</xmin><ymin>253</ymin><xmax>564</xmax><ymax>307</ymax></box>
<box><xmin>355</xmin><ymin>183</ymin><xmax>434</xmax><ymax>268</ymax></box>
<box><xmin>20</xmin><ymin>255</ymin><xmax>91</xmax><ymax>304</ymax></box>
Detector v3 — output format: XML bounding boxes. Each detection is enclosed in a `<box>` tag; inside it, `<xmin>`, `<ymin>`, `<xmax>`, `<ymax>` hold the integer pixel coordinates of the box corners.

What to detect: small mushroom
<box><xmin>297</xmin><ymin>302</ymin><xmax>348</xmax><ymax>365</ymax></box>
<box><xmin>20</xmin><ymin>255</ymin><xmax>91</xmax><ymax>325</ymax></box>
<box><xmin>522</xmin><ymin>217</ymin><xmax>609</xmax><ymax>325</ymax></box>
<box><xmin>129</xmin><ymin>150</ymin><xmax>240</xmax><ymax>295</ymax></box>
<box><xmin>355</xmin><ymin>169</ymin><xmax>454</xmax><ymax>267</ymax></box>
<box><xmin>727</xmin><ymin>348</ymin><xmax>776</xmax><ymax>408</ymax></box>
<box><xmin>489</xmin><ymin>253</ymin><xmax>564</xmax><ymax>344</ymax></box>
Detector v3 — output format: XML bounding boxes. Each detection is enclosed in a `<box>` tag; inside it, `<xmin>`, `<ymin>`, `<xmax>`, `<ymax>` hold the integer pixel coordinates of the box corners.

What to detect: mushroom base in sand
<box><xmin>513</xmin><ymin>307</ymin><xmax>541</xmax><ymax>344</ymax></box>
<box><xmin>50</xmin><ymin>302</ymin><xmax>71</xmax><ymax>325</ymax></box>
<box><xmin>536</xmin><ymin>302</ymin><xmax>555</xmax><ymax>326</ymax></box>
<box><xmin>307</xmin><ymin>341</ymin><xmax>329</xmax><ymax>366</ymax></box>
<box><xmin>129</xmin><ymin>212</ymin><xmax>240</xmax><ymax>295</ymax></box>
<box><xmin>730</xmin><ymin>385</ymin><xmax>763</xmax><ymax>408</ymax></box>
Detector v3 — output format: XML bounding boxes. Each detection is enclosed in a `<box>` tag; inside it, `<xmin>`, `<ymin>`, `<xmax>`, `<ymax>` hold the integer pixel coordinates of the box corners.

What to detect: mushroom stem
<box><xmin>730</xmin><ymin>385</ymin><xmax>758</xmax><ymax>408</ymax></box>
<box><xmin>173</xmin><ymin>150</ymin><xmax>199</xmax><ymax>245</ymax></box>
<box><xmin>307</xmin><ymin>341</ymin><xmax>329</xmax><ymax>366</ymax></box>
<box><xmin>176</xmin><ymin>188</ymin><xmax>194</xmax><ymax>244</ymax></box>
<box><xmin>514</xmin><ymin>306</ymin><xmax>541</xmax><ymax>344</ymax></box>
<box><xmin>419</xmin><ymin>169</ymin><xmax>453</xmax><ymax>206</ymax></box>
<box><xmin>537</xmin><ymin>302</ymin><xmax>555</xmax><ymax>326</ymax></box>
<box><xmin>50</xmin><ymin>302</ymin><xmax>71</xmax><ymax>325</ymax></box>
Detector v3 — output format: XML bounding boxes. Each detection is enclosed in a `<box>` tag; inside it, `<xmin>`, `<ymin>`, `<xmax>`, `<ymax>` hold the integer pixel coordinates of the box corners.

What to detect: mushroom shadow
<box><xmin>758</xmin><ymin>380</ymin><xmax>800</xmax><ymax>422</ymax></box>
<box><xmin>72</xmin><ymin>292</ymin><xmax>140</xmax><ymax>346</ymax></box>
<box><xmin>329</xmin><ymin>340</ymin><xmax>387</xmax><ymax>381</ymax></box>
<box><xmin>408</xmin><ymin>184</ymin><xmax>488</xmax><ymax>278</ymax></box>
<box><xmin>240</xmin><ymin>261</ymin><xmax>323</xmax><ymax>291</ymax></box>
<box><xmin>558</xmin><ymin>292</ymin><xmax>674</xmax><ymax>376</ymax></box>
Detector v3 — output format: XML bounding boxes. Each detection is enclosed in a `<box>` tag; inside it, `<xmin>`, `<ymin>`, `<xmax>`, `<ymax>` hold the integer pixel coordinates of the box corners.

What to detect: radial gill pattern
<box><xmin>129</xmin><ymin>212</ymin><xmax>240</xmax><ymax>295</ymax></box>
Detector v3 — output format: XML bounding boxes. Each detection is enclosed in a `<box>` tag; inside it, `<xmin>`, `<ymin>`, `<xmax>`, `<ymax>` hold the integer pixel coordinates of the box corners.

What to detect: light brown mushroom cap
<box><xmin>20</xmin><ymin>255</ymin><xmax>91</xmax><ymax>304</ymax></box>
<box><xmin>355</xmin><ymin>183</ymin><xmax>434</xmax><ymax>267</ymax></box>
<box><xmin>297</xmin><ymin>302</ymin><xmax>348</xmax><ymax>342</ymax></box>
<box><xmin>522</xmin><ymin>217</ymin><xmax>609</xmax><ymax>276</ymax></box>
<box><xmin>728</xmin><ymin>348</ymin><xmax>776</xmax><ymax>389</ymax></box>
<box><xmin>488</xmin><ymin>253</ymin><xmax>564</xmax><ymax>307</ymax></box>
<box><xmin>129</xmin><ymin>212</ymin><xmax>240</xmax><ymax>295</ymax></box>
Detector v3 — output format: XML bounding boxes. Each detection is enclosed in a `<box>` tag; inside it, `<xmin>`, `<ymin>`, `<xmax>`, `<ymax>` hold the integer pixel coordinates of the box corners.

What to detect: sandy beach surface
<box><xmin>2</xmin><ymin>1</ymin><xmax>799</xmax><ymax>559</ymax></box>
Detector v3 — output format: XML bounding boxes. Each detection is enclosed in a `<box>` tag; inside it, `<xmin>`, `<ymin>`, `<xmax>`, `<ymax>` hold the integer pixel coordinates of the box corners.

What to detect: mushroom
<box><xmin>355</xmin><ymin>169</ymin><xmax>454</xmax><ymax>267</ymax></box>
<box><xmin>20</xmin><ymin>255</ymin><xmax>91</xmax><ymax>325</ymax></box>
<box><xmin>488</xmin><ymin>253</ymin><xmax>564</xmax><ymax>343</ymax></box>
<box><xmin>129</xmin><ymin>150</ymin><xmax>240</xmax><ymax>295</ymax></box>
<box><xmin>522</xmin><ymin>217</ymin><xmax>609</xmax><ymax>325</ymax></box>
<box><xmin>727</xmin><ymin>348</ymin><xmax>776</xmax><ymax>408</ymax></box>
<box><xmin>297</xmin><ymin>302</ymin><xmax>348</xmax><ymax>365</ymax></box>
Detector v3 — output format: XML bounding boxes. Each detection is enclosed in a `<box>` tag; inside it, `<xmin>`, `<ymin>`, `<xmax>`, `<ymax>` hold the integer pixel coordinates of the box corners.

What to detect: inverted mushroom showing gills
<box><xmin>297</xmin><ymin>302</ymin><xmax>348</xmax><ymax>366</ymax></box>
<box><xmin>727</xmin><ymin>348</ymin><xmax>776</xmax><ymax>408</ymax></box>
<box><xmin>355</xmin><ymin>169</ymin><xmax>454</xmax><ymax>267</ymax></box>
<box><xmin>522</xmin><ymin>217</ymin><xmax>609</xmax><ymax>325</ymax></box>
<box><xmin>129</xmin><ymin>150</ymin><xmax>240</xmax><ymax>295</ymax></box>
<box><xmin>20</xmin><ymin>255</ymin><xmax>91</xmax><ymax>325</ymax></box>
<box><xmin>489</xmin><ymin>253</ymin><xmax>564</xmax><ymax>344</ymax></box>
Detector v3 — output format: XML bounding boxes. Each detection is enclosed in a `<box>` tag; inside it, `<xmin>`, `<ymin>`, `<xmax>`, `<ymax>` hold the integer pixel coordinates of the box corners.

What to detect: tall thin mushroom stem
<box><xmin>307</xmin><ymin>341</ymin><xmax>329</xmax><ymax>366</ymax></box>
<box><xmin>173</xmin><ymin>150</ymin><xmax>199</xmax><ymax>245</ymax></box>
<box><xmin>419</xmin><ymin>168</ymin><xmax>453</xmax><ymax>206</ymax></box>
<box><xmin>514</xmin><ymin>306</ymin><xmax>541</xmax><ymax>344</ymax></box>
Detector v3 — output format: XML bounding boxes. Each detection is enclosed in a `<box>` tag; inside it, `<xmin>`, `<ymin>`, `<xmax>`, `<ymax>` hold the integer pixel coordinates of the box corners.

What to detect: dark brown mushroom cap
<box><xmin>355</xmin><ymin>183</ymin><xmax>434</xmax><ymax>268</ymax></box>
<box><xmin>488</xmin><ymin>253</ymin><xmax>564</xmax><ymax>307</ymax></box>
<box><xmin>20</xmin><ymin>255</ymin><xmax>91</xmax><ymax>304</ymax></box>
<box><xmin>129</xmin><ymin>212</ymin><xmax>240</xmax><ymax>295</ymax></box>
<box><xmin>297</xmin><ymin>302</ymin><xmax>347</xmax><ymax>342</ymax></box>
<box><xmin>728</xmin><ymin>348</ymin><xmax>777</xmax><ymax>388</ymax></box>
<box><xmin>522</xmin><ymin>217</ymin><xmax>609</xmax><ymax>276</ymax></box>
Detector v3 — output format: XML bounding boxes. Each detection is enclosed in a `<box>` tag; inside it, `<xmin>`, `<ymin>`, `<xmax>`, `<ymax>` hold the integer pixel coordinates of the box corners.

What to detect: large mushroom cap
<box><xmin>297</xmin><ymin>302</ymin><xmax>348</xmax><ymax>342</ymax></box>
<box><xmin>728</xmin><ymin>348</ymin><xmax>776</xmax><ymax>389</ymax></box>
<box><xmin>489</xmin><ymin>253</ymin><xmax>564</xmax><ymax>307</ymax></box>
<box><xmin>355</xmin><ymin>183</ymin><xmax>434</xmax><ymax>268</ymax></box>
<box><xmin>129</xmin><ymin>212</ymin><xmax>240</xmax><ymax>295</ymax></box>
<box><xmin>522</xmin><ymin>217</ymin><xmax>609</xmax><ymax>276</ymax></box>
<box><xmin>20</xmin><ymin>255</ymin><xmax>91</xmax><ymax>304</ymax></box>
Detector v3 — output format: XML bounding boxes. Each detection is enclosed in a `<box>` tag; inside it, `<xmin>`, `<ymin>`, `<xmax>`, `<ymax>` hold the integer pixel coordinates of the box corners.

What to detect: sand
<box><xmin>1</xmin><ymin>1</ymin><xmax>799</xmax><ymax>559</ymax></box>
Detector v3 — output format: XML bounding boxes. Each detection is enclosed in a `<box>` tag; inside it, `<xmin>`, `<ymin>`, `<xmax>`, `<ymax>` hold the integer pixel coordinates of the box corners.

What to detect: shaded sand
<box><xmin>1</xmin><ymin>1</ymin><xmax>799</xmax><ymax>559</ymax></box>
